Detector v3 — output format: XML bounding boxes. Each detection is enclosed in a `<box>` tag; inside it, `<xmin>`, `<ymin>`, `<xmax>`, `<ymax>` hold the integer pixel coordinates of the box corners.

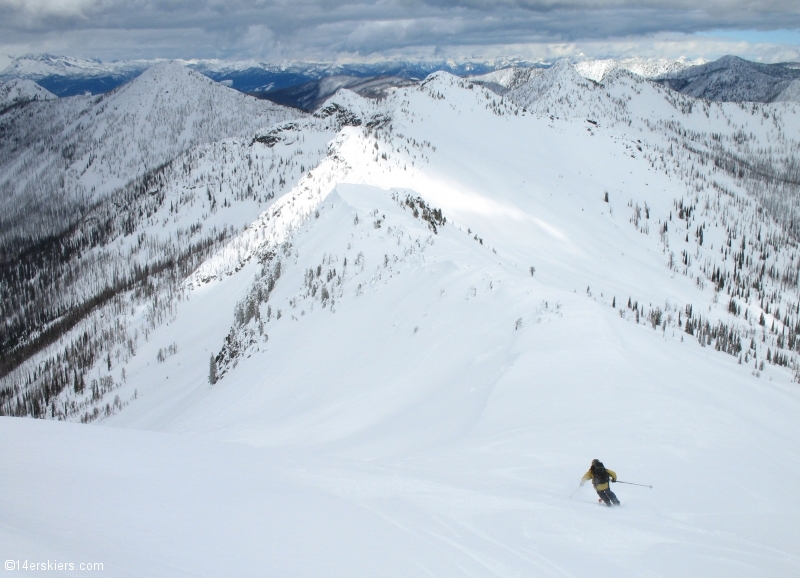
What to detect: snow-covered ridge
<box><xmin>0</xmin><ymin>61</ymin><xmax>302</xmax><ymax>243</ymax></box>
<box><xmin>574</xmin><ymin>57</ymin><xmax>704</xmax><ymax>82</ymax></box>
<box><xmin>775</xmin><ymin>78</ymin><xmax>800</xmax><ymax>102</ymax></box>
<box><xmin>464</xmin><ymin>57</ymin><xmax>700</xmax><ymax>96</ymax></box>
<box><xmin>0</xmin><ymin>53</ymin><xmax>531</xmax><ymax>98</ymax></box>
<box><xmin>189</xmin><ymin>91</ymin><xmax>395</xmax><ymax>283</ymax></box>
<box><xmin>655</xmin><ymin>54</ymin><xmax>800</xmax><ymax>102</ymax></box>
<box><xmin>0</xmin><ymin>78</ymin><xmax>55</xmax><ymax>109</ymax></box>
<box><xmin>465</xmin><ymin>67</ymin><xmax>545</xmax><ymax>94</ymax></box>
<box><xmin>0</xmin><ymin>53</ymin><xmax>151</xmax><ymax>79</ymax></box>
<box><xmin>505</xmin><ymin>59</ymin><xmax>600</xmax><ymax>115</ymax></box>
<box><xmin>5</xmin><ymin>52</ymin><xmax>797</xmax><ymax>106</ymax></box>
<box><xmin>0</xmin><ymin>53</ymin><xmax>528</xmax><ymax>81</ymax></box>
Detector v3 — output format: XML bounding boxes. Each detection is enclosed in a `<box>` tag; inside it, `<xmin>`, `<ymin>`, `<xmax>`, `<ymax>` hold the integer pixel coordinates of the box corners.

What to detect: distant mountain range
<box><xmin>2</xmin><ymin>53</ymin><xmax>799</xmax><ymax>109</ymax></box>
<box><xmin>0</xmin><ymin>54</ymin><xmax>506</xmax><ymax>98</ymax></box>
<box><xmin>255</xmin><ymin>75</ymin><xmax>419</xmax><ymax>112</ymax></box>
<box><xmin>654</xmin><ymin>55</ymin><xmax>800</xmax><ymax>103</ymax></box>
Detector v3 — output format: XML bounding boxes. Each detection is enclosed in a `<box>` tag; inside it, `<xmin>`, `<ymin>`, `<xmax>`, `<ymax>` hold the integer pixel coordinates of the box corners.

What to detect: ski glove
<box><xmin>580</xmin><ymin>481</ymin><xmax>585</xmax><ymax>486</ymax></box>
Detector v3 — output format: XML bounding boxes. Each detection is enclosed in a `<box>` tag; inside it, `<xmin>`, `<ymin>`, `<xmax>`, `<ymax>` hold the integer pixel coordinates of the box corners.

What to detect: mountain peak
<box><xmin>542</xmin><ymin>59</ymin><xmax>590</xmax><ymax>85</ymax></box>
<box><xmin>420</xmin><ymin>69</ymin><xmax>460</xmax><ymax>86</ymax></box>
<box><xmin>0</xmin><ymin>78</ymin><xmax>56</xmax><ymax>109</ymax></box>
<box><xmin>574</xmin><ymin>57</ymin><xmax>700</xmax><ymax>82</ymax></box>
<box><xmin>134</xmin><ymin>60</ymin><xmax>203</xmax><ymax>83</ymax></box>
<box><xmin>715</xmin><ymin>54</ymin><xmax>747</xmax><ymax>66</ymax></box>
<box><xmin>111</xmin><ymin>59</ymin><xmax>245</xmax><ymax>104</ymax></box>
<box><xmin>505</xmin><ymin>58</ymin><xmax>593</xmax><ymax>110</ymax></box>
<box><xmin>656</xmin><ymin>54</ymin><xmax>800</xmax><ymax>102</ymax></box>
<box><xmin>465</xmin><ymin>66</ymin><xmax>544</xmax><ymax>95</ymax></box>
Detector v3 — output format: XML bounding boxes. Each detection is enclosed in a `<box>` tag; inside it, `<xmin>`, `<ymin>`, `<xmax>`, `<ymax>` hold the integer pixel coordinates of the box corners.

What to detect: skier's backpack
<box><xmin>592</xmin><ymin>461</ymin><xmax>609</xmax><ymax>485</ymax></box>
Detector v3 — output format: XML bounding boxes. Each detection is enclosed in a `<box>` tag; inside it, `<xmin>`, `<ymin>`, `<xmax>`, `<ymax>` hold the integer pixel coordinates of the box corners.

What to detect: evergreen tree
<box><xmin>209</xmin><ymin>355</ymin><xmax>218</xmax><ymax>385</ymax></box>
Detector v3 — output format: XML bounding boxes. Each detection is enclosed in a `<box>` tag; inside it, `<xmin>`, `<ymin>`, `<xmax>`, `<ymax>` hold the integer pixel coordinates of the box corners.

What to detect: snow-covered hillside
<box><xmin>465</xmin><ymin>66</ymin><xmax>545</xmax><ymax>94</ymax></box>
<box><xmin>574</xmin><ymin>57</ymin><xmax>703</xmax><ymax>82</ymax></box>
<box><xmin>656</xmin><ymin>55</ymin><xmax>800</xmax><ymax>103</ymax></box>
<box><xmin>467</xmin><ymin>58</ymin><xmax>698</xmax><ymax>96</ymax></box>
<box><xmin>506</xmin><ymin>59</ymin><xmax>599</xmax><ymax>108</ymax></box>
<box><xmin>0</xmin><ymin>54</ymin><xmax>148</xmax><ymax>80</ymax></box>
<box><xmin>2</xmin><ymin>58</ymin><xmax>800</xmax><ymax>577</ymax></box>
<box><xmin>775</xmin><ymin>78</ymin><xmax>800</xmax><ymax>102</ymax></box>
<box><xmin>0</xmin><ymin>54</ymin><xmax>153</xmax><ymax>97</ymax></box>
<box><xmin>0</xmin><ymin>61</ymin><xmax>300</xmax><ymax>243</ymax></box>
<box><xmin>0</xmin><ymin>79</ymin><xmax>55</xmax><ymax>110</ymax></box>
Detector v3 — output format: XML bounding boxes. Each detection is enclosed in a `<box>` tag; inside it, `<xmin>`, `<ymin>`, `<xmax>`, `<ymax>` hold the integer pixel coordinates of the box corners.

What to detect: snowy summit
<box><xmin>0</xmin><ymin>78</ymin><xmax>55</xmax><ymax>109</ymax></box>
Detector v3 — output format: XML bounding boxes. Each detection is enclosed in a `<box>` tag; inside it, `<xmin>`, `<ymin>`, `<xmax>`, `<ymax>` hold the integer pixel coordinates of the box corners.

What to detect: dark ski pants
<box><xmin>597</xmin><ymin>488</ymin><xmax>620</xmax><ymax>506</ymax></box>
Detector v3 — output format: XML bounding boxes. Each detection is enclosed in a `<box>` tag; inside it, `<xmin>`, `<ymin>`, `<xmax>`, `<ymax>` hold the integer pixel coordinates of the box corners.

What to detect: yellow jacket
<box><xmin>582</xmin><ymin>468</ymin><xmax>617</xmax><ymax>491</ymax></box>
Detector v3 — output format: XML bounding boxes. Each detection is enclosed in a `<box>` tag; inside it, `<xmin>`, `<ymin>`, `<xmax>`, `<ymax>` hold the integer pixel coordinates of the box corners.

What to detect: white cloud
<box><xmin>0</xmin><ymin>0</ymin><xmax>99</xmax><ymax>19</ymax></box>
<box><xmin>240</xmin><ymin>24</ymin><xmax>276</xmax><ymax>59</ymax></box>
<box><xmin>0</xmin><ymin>0</ymin><xmax>798</xmax><ymax>64</ymax></box>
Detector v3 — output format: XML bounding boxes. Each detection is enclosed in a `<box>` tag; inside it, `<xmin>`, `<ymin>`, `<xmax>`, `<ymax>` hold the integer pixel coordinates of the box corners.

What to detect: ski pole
<box><xmin>569</xmin><ymin>485</ymin><xmax>582</xmax><ymax>498</ymax></box>
<box><xmin>615</xmin><ymin>480</ymin><xmax>652</xmax><ymax>488</ymax></box>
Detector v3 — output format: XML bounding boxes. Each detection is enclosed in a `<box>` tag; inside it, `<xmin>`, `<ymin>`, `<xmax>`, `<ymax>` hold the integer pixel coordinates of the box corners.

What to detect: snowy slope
<box><xmin>775</xmin><ymin>78</ymin><xmax>800</xmax><ymax>102</ymax></box>
<box><xmin>75</xmin><ymin>61</ymin><xmax>299</xmax><ymax>183</ymax></box>
<box><xmin>0</xmin><ymin>54</ymin><xmax>152</xmax><ymax>97</ymax></box>
<box><xmin>465</xmin><ymin>66</ymin><xmax>545</xmax><ymax>94</ymax></box>
<box><xmin>656</xmin><ymin>55</ymin><xmax>800</xmax><ymax>103</ymax></box>
<box><xmin>0</xmin><ymin>54</ymin><xmax>148</xmax><ymax>80</ymax></box>
<box><xmin>3</xmin><ymin>59</ymin><xmax>800</xmax><ymax>577</ymax></box>
<box><xmin>468</xmin><ymin>57</ymin><xmax>699</xmax><ymax>91</ymax></box>
<box><xmin>575</xmin><ymin>57</ymin><xmax>703</xmax><ymax>82</ymax></box>
<box><xmin>0</xmin><ymin>79</ymin><xmax>55</xmax><ymax>109</ymax></box>
<box><xmin>506</xmin><ymin>60</ymin><xmax>595</xmax><ymax>105</ymax></box>
<box><xmin>0</xmin><ymin>61</ymin><xmax>301</xmax><ymax>244</ymax></box>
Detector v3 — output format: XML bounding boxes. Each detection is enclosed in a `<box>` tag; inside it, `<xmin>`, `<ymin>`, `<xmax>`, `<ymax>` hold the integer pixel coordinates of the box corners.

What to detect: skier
<box><xmin>580</xmin><ymin>459</ymin><xmax>620</xmax><ymax>506</ymax></box>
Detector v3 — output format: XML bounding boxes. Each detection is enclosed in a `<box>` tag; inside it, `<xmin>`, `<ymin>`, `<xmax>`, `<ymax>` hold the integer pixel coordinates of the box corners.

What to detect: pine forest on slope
<box><xmin>2</xmin><ymin>56</ymin><xmax>800</xmax><ymax>423</ymax></box>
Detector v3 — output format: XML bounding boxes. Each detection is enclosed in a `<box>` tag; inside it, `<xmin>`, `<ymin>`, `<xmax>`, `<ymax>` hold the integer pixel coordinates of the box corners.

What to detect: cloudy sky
<box><xmin>1</xmin><ymin>0</ymin><xmax>799</xmax><ymax>67</ymax></box>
